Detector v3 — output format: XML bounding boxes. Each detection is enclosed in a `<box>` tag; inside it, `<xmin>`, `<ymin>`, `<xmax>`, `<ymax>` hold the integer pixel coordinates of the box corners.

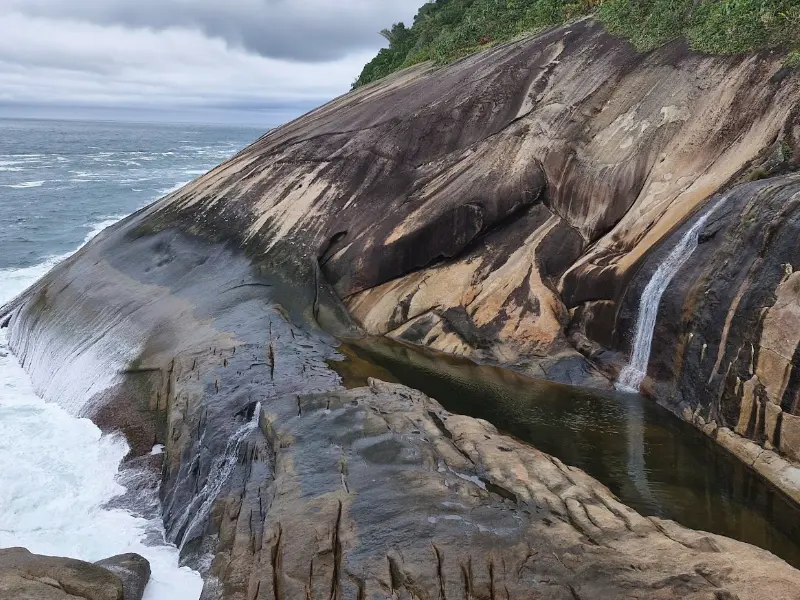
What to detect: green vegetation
<box><xmin>353</xmin><ymin>0</ymin><xmax>800</xmax><ymax>88</ymax></box>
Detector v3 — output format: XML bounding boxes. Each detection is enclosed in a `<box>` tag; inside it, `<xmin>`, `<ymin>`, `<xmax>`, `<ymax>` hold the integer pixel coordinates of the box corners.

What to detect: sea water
<box><xmin>0</xmin><ymin>118</ymin><xmax>261</xmax><ymax>599</ymax></box>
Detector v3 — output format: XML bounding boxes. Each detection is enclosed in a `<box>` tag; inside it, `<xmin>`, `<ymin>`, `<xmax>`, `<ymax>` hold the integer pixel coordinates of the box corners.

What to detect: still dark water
<box><xmin>330</xmin><ymin>337</ymin><xmax>800</xmax><ymax>568</ymax></box>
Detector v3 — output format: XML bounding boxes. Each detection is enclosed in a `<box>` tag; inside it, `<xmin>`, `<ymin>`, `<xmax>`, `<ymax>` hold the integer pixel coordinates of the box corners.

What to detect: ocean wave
<box><xmin>0</xmin><ymin>216</ymin><xmax>126</xmax><ymax>303</ymax></box>
<box><xmin>0</xmin><ymin>331</ymin><xmax>203</xmax><ymax>600</ymax></box>
<box><xmin>158</xmin><ymin>180</ymin><xmax>191</xmax><ymax>195</ymax></box>
<box><xmin>118</xmin><ymin>177</ymin><xmax>155</xmax><ymax>184</ymax></box>
<box><xmin>3</xmin><ymin>181</ymin><xmax>45</xmax><ymax>189</ymax></box>
<box><xmin>0</xmin><ymin>210</ymin><xmax>203</xmax><ymax>599</ymax></box>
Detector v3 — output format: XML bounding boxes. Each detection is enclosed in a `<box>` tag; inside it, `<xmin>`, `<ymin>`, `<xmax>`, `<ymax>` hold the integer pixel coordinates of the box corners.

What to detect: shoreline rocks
<box><xmin>208</xmin><ymin>378</ymin><xmax>800</xmax><ymax>599</ymax></box>
<box><xmin>1</xmin><ymin>17</ymin><xmax>800</xmax><ymax>600</ymax></box>
<box><xmin>0</xmin><ymin>548</ymin><xmax>149</xmax><ymax>600</ymax></box>
<box><xmin>2</xmin><ymin>218</ymin><xmax>800</xmax><ymax>596</ymax></box>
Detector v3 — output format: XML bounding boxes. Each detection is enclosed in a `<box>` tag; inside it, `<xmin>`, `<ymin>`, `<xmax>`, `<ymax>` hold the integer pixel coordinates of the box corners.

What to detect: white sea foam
<box><xmin>0</xmin><ymin>160</ymin><xmax>24</xmax><ymax>172</ymax></box>
<box><xmin>0</xmin><ymin>216</ymin><xmax>125</xmax><ymax>303</ymax></box>
<box><xmin>3</xmin><ymin>180</ymin><xmax>45</xmax><ymax>189</ymax></box>
<box><xmin>158</xmin><ymin>180</ymin><xmax>191</xmax><ymax>195</ymax></box>
<box><xmin>0</xmin><ymin>218</ymin><xmax>203</xmax><ymax>600</ymax></box>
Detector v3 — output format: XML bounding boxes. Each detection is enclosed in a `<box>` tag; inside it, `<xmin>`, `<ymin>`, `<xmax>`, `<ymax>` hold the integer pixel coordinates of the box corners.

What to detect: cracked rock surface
<box><xmin>208</xmin><ymin>379</ymin><xmax>800</xmax><ymax>600</ymax></box>
<box><xmin>2</xmin><ymin>16</ymin><xmax>800</xmax><ymax>600</ymax></box>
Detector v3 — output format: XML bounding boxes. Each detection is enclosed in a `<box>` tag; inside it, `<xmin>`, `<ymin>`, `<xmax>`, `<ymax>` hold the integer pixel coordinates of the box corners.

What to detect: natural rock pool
<box><xmin>330</xmin><ymin>336</ymin><xmax>800</xmax><ymax>568</ymax></box>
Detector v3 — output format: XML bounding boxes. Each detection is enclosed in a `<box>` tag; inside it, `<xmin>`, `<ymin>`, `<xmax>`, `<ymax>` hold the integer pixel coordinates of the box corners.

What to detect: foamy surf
<box><xmin>3</xmin><ymin>180</ymin><xmax>45</xmax><ymax>189</ymax></box>
<box><xmin>0</xmin><ymin>218</ymin><xmax>203</xmax><ymax>600</ymax></box>
<box><xmin>0</xmin><ymin>216</ymin><xmax>126</xmax><ymax>302</ymax></box>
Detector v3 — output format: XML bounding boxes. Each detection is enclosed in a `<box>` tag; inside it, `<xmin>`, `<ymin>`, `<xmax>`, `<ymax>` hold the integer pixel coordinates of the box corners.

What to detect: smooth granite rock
<box><xmin>2</xmin><ymin>16</ymin><xmax>800</xmax><ymax>600</ymax></box>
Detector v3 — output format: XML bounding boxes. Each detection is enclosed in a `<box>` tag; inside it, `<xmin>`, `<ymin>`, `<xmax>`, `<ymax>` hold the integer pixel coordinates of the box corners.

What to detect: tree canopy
<box><xmin>353</xmin><ymin>0</ymin><xmax>800</xmax><ymax>88</ymax></box>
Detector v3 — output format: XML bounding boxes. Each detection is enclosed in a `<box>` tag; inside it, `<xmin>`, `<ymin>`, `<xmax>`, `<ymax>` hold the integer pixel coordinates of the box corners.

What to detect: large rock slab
<box><xmin>205</xmin><ymin>379</ymin><xmax>800</xmax><ymax>600</ymax></box>
<box><xmin>124</xmin><ymin>18</ymin><xmax>797</xmax><ymax>392</ymax></box>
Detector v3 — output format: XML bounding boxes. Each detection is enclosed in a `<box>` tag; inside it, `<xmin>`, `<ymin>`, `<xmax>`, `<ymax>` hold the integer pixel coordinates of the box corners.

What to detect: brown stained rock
<box><xmin>781</xmin><ymin>414</ymin><xmax>800</xmax><ymax>464</ymax></box>
<box><xmin>755</xmin><ymin>273</ymin><xmax>800</xmax><ymax>406</ymax></box>
<box><xmin>109</xmin><ymin>19</ymin><xmax>796</xmax><ymax>387</ymax></box>
<box><xmin>0</xmin><ymin>548</ymin><xmax>127</xmax><ymax>600</ymax></box>
<box><xmin>206</xmin><ymin>380</ymin><xmax>800</xmax><ymax>600</ymax></box>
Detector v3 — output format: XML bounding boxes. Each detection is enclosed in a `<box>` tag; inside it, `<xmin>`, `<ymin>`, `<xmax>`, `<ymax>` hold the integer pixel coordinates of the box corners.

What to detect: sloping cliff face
<box><xmin>3</xmin><ymin>16</ymin><xmax>800</xmax><ymax>599</ymax></box>
<box><xmin>114</xmin><ymin>18</ymin><xmax>798</xmax><ymax>463</ymax></box>
<box><xmin>132</xmin><ymin>19</ymin><xmax>798</xmax><ymax>383</ymax></box>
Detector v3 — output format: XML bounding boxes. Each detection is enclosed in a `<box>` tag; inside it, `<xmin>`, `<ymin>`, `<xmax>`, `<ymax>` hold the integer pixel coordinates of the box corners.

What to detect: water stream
<box><xmin>617</xmin><ymin>196</ymin><xmax>727</xmax><ymax>392</ymax></box>
<box><xmin>330</xmin><ymin>336</ymin><xmax>800</xmax><ymax>568</ymax></box>
<box><xmin>171</xmin><ymin>404</ymin><xmax>262</xmax><ymax>551</ymax></box>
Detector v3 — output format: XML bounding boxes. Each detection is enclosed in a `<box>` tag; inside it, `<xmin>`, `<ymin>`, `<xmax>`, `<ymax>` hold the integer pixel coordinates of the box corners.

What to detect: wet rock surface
<box><xmin>2</xmin><ymin>16</ymin><xmax>800</xmax><ymax>600</ymax></box>
<box><xmin>207</xmin><ymin>379</ymin><xmax>800</xmax><ymax>600</ymax></box>
<box><xmin>0</xmin><ymin>548</ymin><xmax>148</xmax><ymax>600</ymax></box>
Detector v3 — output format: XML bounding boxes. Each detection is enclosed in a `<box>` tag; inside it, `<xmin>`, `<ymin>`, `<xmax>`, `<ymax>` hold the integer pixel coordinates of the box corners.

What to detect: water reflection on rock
<box><xmin>330</xmin><ymin>336</ymin><xmax>800</xmax><ymax>568</ymax></box>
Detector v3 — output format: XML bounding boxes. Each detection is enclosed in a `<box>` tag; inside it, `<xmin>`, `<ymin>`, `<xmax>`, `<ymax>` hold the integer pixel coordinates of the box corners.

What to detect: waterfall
<box><xmin>171</xmin><ymin>403</ymin><xmax>261</xmax><ymax>551</ymax></box>
<box><xmin>617</xmin><ymin>196</ymin><xmax>727</xmax><ymax>392</ymax></box>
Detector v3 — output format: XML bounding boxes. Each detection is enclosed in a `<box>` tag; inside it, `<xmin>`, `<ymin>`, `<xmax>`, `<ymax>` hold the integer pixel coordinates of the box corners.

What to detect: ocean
<box><xmin>0</xmin><ymin>118</ymin><xmax>262</xmax><ymax>599</ymax></box>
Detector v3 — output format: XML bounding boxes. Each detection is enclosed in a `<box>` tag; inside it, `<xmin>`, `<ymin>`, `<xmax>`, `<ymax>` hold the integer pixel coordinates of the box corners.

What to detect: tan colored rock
<box><xmin>0</xmin><ymin>548</ymin><xmax>127</xmax><ymax>600</ymax></box>
<box><xmin>782</xmin><ymin>413</ymin><xmax>800</xmax><ymax>464</ymax></box>
<box><xmin>756</xmin><ymin>273</ymin><xmax>800</xmax><ymax>405</ymax></box>
<box><xmin>736</xmin><ymin>376</ymin><xmax>759</xmax><ymax>437</ymax></box>
<box><xmin>207</xmin><ymin>380</ymin><xmax>800</xmax><ymax>600</ymax></box>
<box><xmin>766</xmin><ymin>401</ymin><xmax>783</xmax><ymax>446</ymax></box>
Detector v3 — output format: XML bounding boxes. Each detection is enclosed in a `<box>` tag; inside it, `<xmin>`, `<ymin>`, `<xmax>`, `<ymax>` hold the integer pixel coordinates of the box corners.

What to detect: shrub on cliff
<box><xmin>353</xmin><ymin>0</ymin><xmax>800</xmax><ymax>88</ymax></box>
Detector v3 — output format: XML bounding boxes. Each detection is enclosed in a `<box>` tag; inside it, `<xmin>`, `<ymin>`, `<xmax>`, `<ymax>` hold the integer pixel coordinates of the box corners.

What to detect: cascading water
<box><xmin>171</xmin><ymin>403</ymin><xmax>262</xmax><ymax>551</ymax></box>
<box><xmin>617</xmin><ymin>196</ymin><xmax>727</xmax><ymax>392</ymax></box>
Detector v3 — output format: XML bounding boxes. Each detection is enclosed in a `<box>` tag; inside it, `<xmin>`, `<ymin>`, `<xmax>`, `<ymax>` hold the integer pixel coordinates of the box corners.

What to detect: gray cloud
<box><xmin>1</xmin><ymin>2</ymin><xmax>422</xmax><ymax>124</ymax></box>
<box><xmin>7</xmin><ymin>0</ymin><xmax>421</xmax><ymax>62</ymax></box>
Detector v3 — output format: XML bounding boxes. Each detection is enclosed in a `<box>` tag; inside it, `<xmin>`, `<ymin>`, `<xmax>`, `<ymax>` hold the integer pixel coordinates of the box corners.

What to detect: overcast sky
<box><xmin>0</xmin><ymin>1</ymin><xmax>422</xmax><ymax>126</ymax></box>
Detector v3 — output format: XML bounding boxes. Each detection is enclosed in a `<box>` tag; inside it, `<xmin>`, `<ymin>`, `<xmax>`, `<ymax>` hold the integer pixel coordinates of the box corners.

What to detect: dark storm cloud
<box><xmin>7</xmin><ymin>0</ymin><xmax>422</xmax><ymax>62</ymax></box>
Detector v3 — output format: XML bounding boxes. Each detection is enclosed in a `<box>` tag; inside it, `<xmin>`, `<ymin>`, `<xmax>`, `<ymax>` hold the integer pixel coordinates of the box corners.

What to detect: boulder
<box><xmin>94</xmin><ymin>554</ymin><xmax>150</xmax><ymax>600</ymax></box>
<box><xmin>0</xmin><ymin>548</ymin><xmax>126</xmax><ymax>600</ymax></box>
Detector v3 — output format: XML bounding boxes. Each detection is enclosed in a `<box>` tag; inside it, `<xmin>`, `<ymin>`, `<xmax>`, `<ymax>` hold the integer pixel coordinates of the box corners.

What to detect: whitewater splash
<box><xmin>0</xmin><ymin>219</ymin><xmax>203</xmax><ymax>600</ymax></box>
<box><xmin>617</xmin><ymin>196</ymin><xmax>727</xmax><ymax>392</ymax></box>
